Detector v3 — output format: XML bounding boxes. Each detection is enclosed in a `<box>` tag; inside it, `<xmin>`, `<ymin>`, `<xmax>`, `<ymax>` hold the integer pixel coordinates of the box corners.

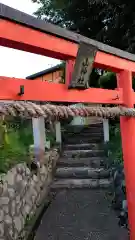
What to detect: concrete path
<box><xmin>35</xmin><ymin>190</ymin><xmax>129</xmax><ymax>240</ymax></box>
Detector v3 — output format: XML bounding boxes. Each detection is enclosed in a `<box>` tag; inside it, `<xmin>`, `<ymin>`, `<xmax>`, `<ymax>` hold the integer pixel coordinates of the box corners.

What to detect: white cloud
<box><xmin>0</xmin><ymin>0</ymin><xmax>60</xmax><ymax>78</ymax></box>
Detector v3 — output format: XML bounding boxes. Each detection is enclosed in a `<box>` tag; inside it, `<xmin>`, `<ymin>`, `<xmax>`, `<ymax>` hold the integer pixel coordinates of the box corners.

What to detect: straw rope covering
<box><xmin>0</xmin><ymin>101</ymin><xmax>135</xmax><ymax>119</ymax></box>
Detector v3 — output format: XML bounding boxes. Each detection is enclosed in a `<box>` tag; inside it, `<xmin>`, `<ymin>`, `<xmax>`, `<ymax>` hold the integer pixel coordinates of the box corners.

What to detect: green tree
<box><xmin>99</xmin><ymin>71</ymin><xmax>135</xmax><ymax>90</ymax></box>
<box><xmin>32</xmin><ymin>0</ymin><xmax>135</xmax><ymax>53</ymax></box>
<box><xmin>99</xmin><ymin>72</ymin><xmax>117</xmax><ymax>90</ymax></box>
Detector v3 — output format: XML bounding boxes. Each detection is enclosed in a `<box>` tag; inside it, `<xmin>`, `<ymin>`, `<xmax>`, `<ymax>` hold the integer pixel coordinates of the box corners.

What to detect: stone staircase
<box><xmin>36</xmin><ymin>123</ymin><xmax>129</xmax><ymax>240</ymax></box>
<box><xmin>51</xmin><ymin>123</ymin><xmax>111</xmax><ymax>189</ymax></box>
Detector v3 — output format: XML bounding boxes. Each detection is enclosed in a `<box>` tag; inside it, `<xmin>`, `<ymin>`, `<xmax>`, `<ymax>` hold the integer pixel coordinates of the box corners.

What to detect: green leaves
<box><xmin>0</xmin><ymin>125</ymin><xmax>29</xmax><ymax>173</ymax></box>
<box><xmin>0</xmin><ymin>117</ymin><xmax>58</xmax><ymax>173</ymax></box>
<box><xmin>33</xmin><ymin>0</ymin><xmax>135</xmax><ymax>52</ymax></box>
<box><xmin>99</xmin><ymin>72</ymin><xmax>117</xmax><ymax>90</ymax></box>
<box><xmin>104</xmin><ymin>123</ymin><xmax>123</xmax><ymax>169</ymax></box>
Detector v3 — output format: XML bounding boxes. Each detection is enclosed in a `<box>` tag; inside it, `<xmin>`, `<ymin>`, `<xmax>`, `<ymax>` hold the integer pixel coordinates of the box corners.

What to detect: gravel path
<box><xmin>35</xmin><ymin>190</ymin><xmax>129</xmax><ymax>240</ymax></box>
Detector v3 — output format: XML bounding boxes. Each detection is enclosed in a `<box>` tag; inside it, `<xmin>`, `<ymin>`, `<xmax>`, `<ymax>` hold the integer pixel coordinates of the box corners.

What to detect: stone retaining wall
<box><xmin>0</xmin><ymin>148</ymin><xmax>59</xmax><ymax>240</ymax></box>
<box><xmin>111</xmin><ymin>167</ymin><xmax>128</xmax><ymax>229</ymax></box>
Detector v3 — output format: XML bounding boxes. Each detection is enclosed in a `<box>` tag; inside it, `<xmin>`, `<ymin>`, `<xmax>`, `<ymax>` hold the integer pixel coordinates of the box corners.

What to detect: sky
<box><xmin>0</xmin><ymin>0</ymin><xmax>60</xmax><ymax>78</ymax></box>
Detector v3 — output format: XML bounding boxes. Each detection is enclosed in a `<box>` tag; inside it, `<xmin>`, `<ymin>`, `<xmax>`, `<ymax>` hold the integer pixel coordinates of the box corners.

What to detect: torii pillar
<box><xmin>117</xmin><ymin>70</ymin><xmax>135</xmax><ymax>240</ymax></box>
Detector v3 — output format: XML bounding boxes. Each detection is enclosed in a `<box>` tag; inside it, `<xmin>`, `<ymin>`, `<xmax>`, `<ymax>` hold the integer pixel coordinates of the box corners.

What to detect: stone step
<box><xmin>57</xmin><ymin>157</ymin><xmax>105</xmax><ymax>168</ymax></box>
<box><xmin>64</xmin><ymin>136</ymin><xmax>103</xmax><ymax>144</ymax></box>
<box><xmin>65</xmin><ymin>123</ymin><xmax>103</xmax><ymax>133</ymax></box>
<box><xmin>63</xmin><ymin>133</ymin><xmax>103</xmax><ymax>139</ymax></box>
<box><xmin>51</xmin><ymin>178</ymin><xmax>111</xmax><ymax>189</ymax></box>
<box><xmin>55</xmin><ymin>167</ymin><xmax>110</xmax><ymax>179</ymax></box>
<box><xmin>63</xmin><ymin>132</ymin><xmax>103</xmax><ymax>138</ymax></box>
<box><xmin>62</xmin><ymin>149</ymin><xmax>104</xmax><ymax>158</ymax></box>
<box><xmin>63</xmin><ymin>143</ymin><xmax>102</xmax><ymax>150</ymax></box>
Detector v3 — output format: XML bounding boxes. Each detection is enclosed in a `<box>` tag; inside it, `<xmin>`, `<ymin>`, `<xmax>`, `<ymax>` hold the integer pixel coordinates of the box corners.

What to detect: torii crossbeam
<box><xmin>0</xmin><ymin>3</ymin><xmax>135</xmax><ymax>239</ymax></box>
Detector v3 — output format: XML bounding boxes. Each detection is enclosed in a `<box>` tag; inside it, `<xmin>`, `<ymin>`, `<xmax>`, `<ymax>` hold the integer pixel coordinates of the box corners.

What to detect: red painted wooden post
<box><xmin>117</xmin><ymin>71</ymin><xmax>135</xmax><ymax>240</ymax></box>
<box><xmin>65</xmin><ymin>60</ymin><xmax>75</xmax><ymax>87</ymax></box>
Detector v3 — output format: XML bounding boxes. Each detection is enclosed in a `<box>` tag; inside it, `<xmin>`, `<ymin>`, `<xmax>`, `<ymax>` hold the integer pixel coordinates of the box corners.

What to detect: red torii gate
<box><xmin>0</xmin><ymin>3</ymin><xmax>135</xmax><ymax>239</ymax></box>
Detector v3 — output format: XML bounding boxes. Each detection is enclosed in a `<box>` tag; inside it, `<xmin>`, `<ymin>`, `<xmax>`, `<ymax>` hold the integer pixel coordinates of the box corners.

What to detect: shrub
<box><xmin>0</xmin><ymin>117</ymin><xmax>58</xmax><ymax>173</ymax></box>
<box><xmin>104</xmin><ymin>123</ymin><xmax>123</xmax><ymax>168</ymax></box>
